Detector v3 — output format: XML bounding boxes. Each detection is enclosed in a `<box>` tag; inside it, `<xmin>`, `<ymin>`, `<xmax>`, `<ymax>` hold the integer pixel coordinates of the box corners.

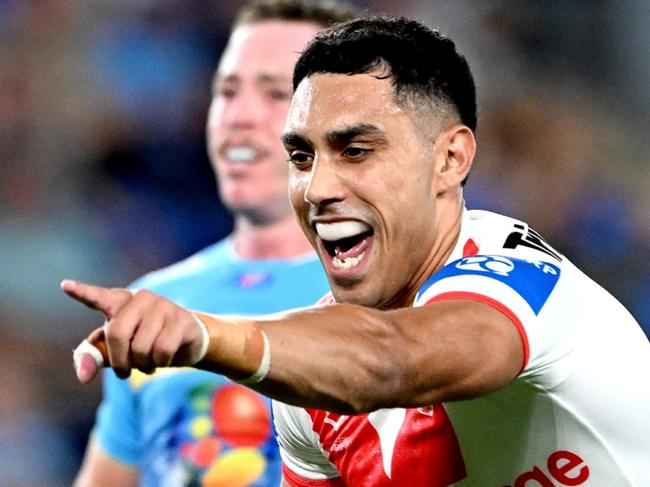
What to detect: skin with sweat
<box><xmin>284</xmin><ymin>71</ymin><xmax>464</xmax><ymax>309</ymax></box>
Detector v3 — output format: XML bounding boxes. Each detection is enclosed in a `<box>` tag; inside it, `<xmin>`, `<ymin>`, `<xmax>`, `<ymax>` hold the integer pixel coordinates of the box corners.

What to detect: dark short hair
<box><xmin>293</xmin><ymin>16</ymin><xmax>477</xmax><ymax>132</ymax></box>
<box><xmin>234</xmin><ymin>0</ymin><xmax>360</xmax><ymax>30</ymax></box>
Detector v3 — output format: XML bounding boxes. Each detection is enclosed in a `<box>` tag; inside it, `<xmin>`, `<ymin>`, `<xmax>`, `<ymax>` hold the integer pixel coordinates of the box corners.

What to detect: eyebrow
<box><xmin>213</xmin><ymin>73</ymin><xmax>291</xmax><ymax>89</ymax></box>
<box><xmin>325</xmin><ymin>123</ymin><xmax>386</xmax><ymax>145</ymax></box>
<box><xmin>282</xmin><ymin>123</ymin><xmax>387</xmax><ymax>151</ymax></box>
<box><xmin>281</xmin><ymin>132</ymin><xmax>311</xmax><ymax>150</ymax></box>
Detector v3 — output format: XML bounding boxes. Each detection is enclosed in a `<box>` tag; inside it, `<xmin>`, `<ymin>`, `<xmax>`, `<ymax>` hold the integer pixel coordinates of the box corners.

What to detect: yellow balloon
<box><xmin>190</xmin><ymin>415</ymin><xmax>213</xmax><ymax>439</ymax></box>
<box><xmin>202</xmin><ymin>448</ymin><xmax>266</xmax><ymax>487</ymax></box>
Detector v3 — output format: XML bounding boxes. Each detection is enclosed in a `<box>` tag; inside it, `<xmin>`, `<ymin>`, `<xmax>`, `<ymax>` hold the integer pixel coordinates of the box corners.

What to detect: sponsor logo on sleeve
<box><xmin>504</xmin><ymin>450</ymin><xmax>589</xmax><ymax>487</ymax></box>
<box><xmin>418</xmin><ymin>255</ymin><xmax>561</xmax><ymax>315</ymax></box>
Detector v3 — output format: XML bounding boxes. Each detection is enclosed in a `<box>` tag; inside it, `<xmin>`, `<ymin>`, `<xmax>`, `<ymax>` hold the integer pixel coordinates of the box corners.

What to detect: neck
<box><xmin>231</xmin><ymin>214</ymin><xmax>315</xmax><ymax>260</ymax></box>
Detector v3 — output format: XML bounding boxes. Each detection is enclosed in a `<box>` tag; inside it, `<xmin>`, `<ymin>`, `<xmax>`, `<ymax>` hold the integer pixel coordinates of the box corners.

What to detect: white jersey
<box><xmin>274</xmin><ymin>209</ymin><xmax>650</xmax><ymax>486</ymax></box>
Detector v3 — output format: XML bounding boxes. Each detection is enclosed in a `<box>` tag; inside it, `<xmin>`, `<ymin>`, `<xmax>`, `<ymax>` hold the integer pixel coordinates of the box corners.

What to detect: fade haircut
<box><xmin>293</xmin><ymin>16</ymin><xmax>477</xmax><ymax>132</ymax></box>
<box><xmin>234</xmin><ymin>0</ymin><xmax>360</xmax><ymax>30</ymax></box>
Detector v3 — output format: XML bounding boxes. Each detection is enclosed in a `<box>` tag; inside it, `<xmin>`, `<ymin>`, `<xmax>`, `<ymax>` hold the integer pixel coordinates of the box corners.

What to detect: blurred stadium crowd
<box><xmin>1</xmin><ymin>1</ymin><xmax>648</xmax><ymax>485</ymax></box>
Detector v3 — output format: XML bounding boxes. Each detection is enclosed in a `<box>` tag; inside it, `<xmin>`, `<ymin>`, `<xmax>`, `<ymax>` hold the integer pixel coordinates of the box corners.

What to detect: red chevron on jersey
<box><xmin>316</xmin><ymin>292</ymin><xmax>336</xmax><ymax>305</ymax></box>
<box><xmin>462</xmin><ymin>238</ymin><xmax>479</xmax><ymax>257</ymax></box>
<box><xmin>305</xmin><ymin>405</ymin><xmax>466</xmax><ymax>486</ymax></box>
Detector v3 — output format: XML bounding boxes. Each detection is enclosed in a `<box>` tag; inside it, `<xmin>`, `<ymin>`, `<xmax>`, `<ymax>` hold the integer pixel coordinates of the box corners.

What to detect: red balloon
<box><xmin>211</xmin><ymin>384</ymin><xmax>271</xmax><ymax>447</ymax></box>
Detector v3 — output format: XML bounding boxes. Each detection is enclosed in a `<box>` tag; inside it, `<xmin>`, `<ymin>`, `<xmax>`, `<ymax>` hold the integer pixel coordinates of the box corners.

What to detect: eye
<box><xmin>287</xmin><ymin>150</ymin><xmax>313</xmax><ymax>169</ymax></box>
<box><xmin>216</xmin><ymin>85</ymin><xmax>237</xmax><ymax>100</ymax></box>
<box><xmin>342</xmin><ymin>146</ymin><xmax>370</xmax><ymax>159</ymax></box>
<box><xmin>268</xmin><ymin>88</ymin><xmax>292</xmax><ymax>102</ymax></box>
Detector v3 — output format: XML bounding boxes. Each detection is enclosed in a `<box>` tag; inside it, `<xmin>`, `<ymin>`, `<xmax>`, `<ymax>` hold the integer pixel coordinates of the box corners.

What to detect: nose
<box><xmin>224</xmin><ymin>89</ymin><xmax>266</xmax><ymax>129</ymax></box>
<box><xmin>304</xmin><ymin>158</ymin><xmax>346</xmax><ymax>207</ymax></box>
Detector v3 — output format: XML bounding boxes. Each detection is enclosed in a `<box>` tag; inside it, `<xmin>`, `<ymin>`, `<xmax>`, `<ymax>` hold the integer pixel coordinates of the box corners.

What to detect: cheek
<box><xmin>380</xmin><ymin>185</ymin><xmax>429</xmax><ymax>238</ymax></box>
<box><xmin>208</xmin><ymin>98</ymin><xmax>226</xmax><ymax>124</ymax></box>
<box><xmin>288</xmin><ymin>172</ymin><xmax>309</xmax><ymax>211</ymax></box>
<box><xmin>206</xmin><ymin>101</ymin><xmax>226</xmax><ymax>139</ymax></box>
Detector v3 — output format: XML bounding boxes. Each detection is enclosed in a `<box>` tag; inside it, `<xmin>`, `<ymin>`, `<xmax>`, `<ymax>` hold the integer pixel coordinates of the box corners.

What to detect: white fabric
<box><xmin>273</xmin><ymin>401</ymin><xmax>340</xmax><ymax>480</ymax></box>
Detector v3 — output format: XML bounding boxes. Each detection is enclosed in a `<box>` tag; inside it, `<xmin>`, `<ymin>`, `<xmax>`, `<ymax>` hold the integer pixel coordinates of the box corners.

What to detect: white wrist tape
<box><xmin>235</xmin><ymin>329</ymin><xmax>271</xmax><ymax>385</ymax></box>
<box><xmin>191</xmin><ymin>313</ymin><xmax>210</xmax><ymax>365</ymax></box>
<box><xmin>73</xmin><ymin>339</ymin><xmax>105</xmax><ymax>368</ymax></box>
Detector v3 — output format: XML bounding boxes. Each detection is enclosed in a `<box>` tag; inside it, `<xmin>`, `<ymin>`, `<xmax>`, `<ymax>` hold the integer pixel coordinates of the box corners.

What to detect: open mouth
<box><xmin>316</xmin><ymin>221</ymin><xmax>373</xmax><ymax>271</ymax></box>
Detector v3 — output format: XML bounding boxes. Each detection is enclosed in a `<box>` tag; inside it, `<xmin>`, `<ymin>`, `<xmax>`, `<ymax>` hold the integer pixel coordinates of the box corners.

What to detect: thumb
<box><xmin>73</xmin><ymin>326</ymin><xmax>108</xmax><ymax>384</ymax></box>
<box><xmin>60</xmin><ymin>279</ymin><xmax>131</xmax><ymax>320</ymax></box>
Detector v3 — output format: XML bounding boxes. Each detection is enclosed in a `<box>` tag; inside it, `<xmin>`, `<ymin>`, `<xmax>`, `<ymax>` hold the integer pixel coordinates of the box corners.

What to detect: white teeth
<box><xmin>333</xmin><ymin>252</ymin><xmax>365</xmax><ymax>269</ymax></box>
<box><xmin>316</xmin><ymin>221</ymin><xmax>371</xmax><ymax>241</ymax></box>
<box><xmin>224</xmin><ymin>146</ymin><xmax>258</xmax><ymax>162</ymax></box>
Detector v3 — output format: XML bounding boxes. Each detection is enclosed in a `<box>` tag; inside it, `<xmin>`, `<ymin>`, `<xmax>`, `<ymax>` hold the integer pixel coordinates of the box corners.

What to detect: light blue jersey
<box><xmin>92</xmin><ymin>239</ymin><xmax>329</xmax><ymax>487</ymax></box>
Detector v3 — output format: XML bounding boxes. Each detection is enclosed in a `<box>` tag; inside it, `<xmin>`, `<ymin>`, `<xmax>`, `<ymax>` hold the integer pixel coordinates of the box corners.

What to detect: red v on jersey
<box><xmin>304</xmin><ymin>405</ymin><xmax>466</xmax><ymax>486</ymax></box>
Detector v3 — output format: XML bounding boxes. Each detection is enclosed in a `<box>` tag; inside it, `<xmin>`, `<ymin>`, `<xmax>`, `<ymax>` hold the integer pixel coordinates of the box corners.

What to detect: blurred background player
<box><xmin>73</xmin><ymin>2</ymin><xmax>358</xmax><ymax>486</ymax></box>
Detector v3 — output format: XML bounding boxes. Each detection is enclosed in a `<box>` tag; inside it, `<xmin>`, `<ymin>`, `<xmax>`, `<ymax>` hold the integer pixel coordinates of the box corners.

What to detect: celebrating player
<box><xmin>72</xmin><ymin>2</ymin><xmax>357</xmax><ymax>487</ymax></box>
<box><xmin>65</xmin><ymin>15</ymin><xmax>650</xmax><ymax>486</ymax></box>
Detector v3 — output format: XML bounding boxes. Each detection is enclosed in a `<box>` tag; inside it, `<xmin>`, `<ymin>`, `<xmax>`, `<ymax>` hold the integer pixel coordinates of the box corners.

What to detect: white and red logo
<box><xmin>504</xmin><ymin>450</ymin><xmax>589</xmax><ymax>487</ymax></box>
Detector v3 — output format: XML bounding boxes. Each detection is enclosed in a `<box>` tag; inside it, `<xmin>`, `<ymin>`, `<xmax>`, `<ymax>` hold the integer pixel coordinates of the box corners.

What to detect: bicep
<box><xmin>74</xmin><ymin>438</ymin><xmax>138</xmax><ymax>487</ymax></box>
<box><xmin>387</xmin><ymin>298</ymin><xmax>524</xmax><ymax>404</ymax></box>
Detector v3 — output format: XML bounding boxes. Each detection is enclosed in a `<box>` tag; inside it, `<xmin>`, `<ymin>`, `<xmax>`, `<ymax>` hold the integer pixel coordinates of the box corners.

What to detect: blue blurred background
<box><xmin>1</xmin><ymin>1</ymin><xmax>648</xmax><ymax>485</ymax></box>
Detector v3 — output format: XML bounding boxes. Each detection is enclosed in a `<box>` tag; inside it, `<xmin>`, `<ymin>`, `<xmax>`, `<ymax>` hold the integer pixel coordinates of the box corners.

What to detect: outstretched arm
<box><xmin>232</xmin><ymin>299</ymin><xmax>523</xmax><ymax>413</ymax></box>
<box><xmin>63</xmin><ymin>279</ymin><xmax>523</xmax><ymax>414</ymax></box>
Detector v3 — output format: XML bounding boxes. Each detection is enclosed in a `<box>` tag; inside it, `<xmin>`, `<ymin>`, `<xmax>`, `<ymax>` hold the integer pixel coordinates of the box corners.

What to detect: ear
<box><xmin>433</xmin><ymin>124</ymin><xmax>476</xmax><ymax>193</ymax></box>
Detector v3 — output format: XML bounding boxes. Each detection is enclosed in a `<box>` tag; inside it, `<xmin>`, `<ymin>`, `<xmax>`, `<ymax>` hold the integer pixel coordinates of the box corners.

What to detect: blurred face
<box><xmin>284</xmin><ymin>73</ymin><xmax>451</xmax><ymax>308</ymax></box>
<box><xmin>206</xmin><ymin>20</ymin><xmax>321</xmax><ymax>222</ymax></box>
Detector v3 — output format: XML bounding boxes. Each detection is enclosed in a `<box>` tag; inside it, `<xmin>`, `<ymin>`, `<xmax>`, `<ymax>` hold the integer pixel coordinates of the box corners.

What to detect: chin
<box><xmin>329</xmin><ymin>283</ymin><xmax>372</xmax><ymax>307</ymax></box>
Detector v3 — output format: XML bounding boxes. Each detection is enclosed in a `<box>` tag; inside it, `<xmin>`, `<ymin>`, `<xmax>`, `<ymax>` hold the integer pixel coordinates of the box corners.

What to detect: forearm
<box><xmin>195</xmin><ymin>299</ymin><xmax>523</xmax><ymax>414</ymax></box>
<box><xmin>195</xmin><ymin>304</ymin><xmax>411</xmax><ymax>414</ymax></box>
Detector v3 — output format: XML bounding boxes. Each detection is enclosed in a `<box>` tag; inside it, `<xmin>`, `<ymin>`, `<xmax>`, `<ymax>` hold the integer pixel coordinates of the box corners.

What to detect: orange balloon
<box><xmin>193</xmin><ymin>437</ymin><xmax>222</xmax><ymax>468</ymax></box>
<box><xmin>180</xmin><ymin>437</ymin><xmax>221</xmax><ymax>469</ymax></box>
<box><xmin>211</xmin><ymin>384</ymin><xmax>271</xmax><ymax>447</ymax></box>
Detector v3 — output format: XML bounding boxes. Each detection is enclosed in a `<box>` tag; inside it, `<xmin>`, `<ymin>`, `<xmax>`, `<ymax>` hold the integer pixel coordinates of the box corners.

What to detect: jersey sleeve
<box><xmin>272</xmin><ymin>401</ymin><xmax>344</xmax><ymax>486</ymax></box>
<box><xmin>415</xmin><ymin>254</ymin><xmax>562</xmax><ymax>378</ymax></box>
<box><xmin>92</xmin><ymin>369</ymin><xmax>141</xmax><ymax>466</ymax></box>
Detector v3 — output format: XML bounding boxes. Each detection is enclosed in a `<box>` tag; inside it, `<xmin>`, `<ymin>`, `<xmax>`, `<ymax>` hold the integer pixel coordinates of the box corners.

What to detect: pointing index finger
<box><xmin>60</xmin><ymin>279</ymin><xmax>132</xmax><ymax>320</ymax></box>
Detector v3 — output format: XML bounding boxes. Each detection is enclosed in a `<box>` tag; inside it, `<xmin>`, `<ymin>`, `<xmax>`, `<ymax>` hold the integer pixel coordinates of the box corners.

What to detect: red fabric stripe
<box><xmin>462</xmin><ymin>238</ymin><xmax>479</xmax><ymax>257</ymax></box>
<box><xmin>316</xmin><ymin>292</ymin><xmax>336</xmax><ymax>305</ymax></box>
<box><xmin>282</xmin><ymin>463</ymin><xmax>346</xmax><ymax>487</ymax></box>
<box><xmin>425</xmin><ymin>291</ymin><xmax>530</xmax><ymax>372</ymax></box>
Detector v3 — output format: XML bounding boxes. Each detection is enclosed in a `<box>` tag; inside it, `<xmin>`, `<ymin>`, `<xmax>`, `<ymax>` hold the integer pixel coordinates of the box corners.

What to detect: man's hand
<box><xmin>61</xmin><ymin>280</ymin><xmax>206</xmax><ymax>383</ymax></box>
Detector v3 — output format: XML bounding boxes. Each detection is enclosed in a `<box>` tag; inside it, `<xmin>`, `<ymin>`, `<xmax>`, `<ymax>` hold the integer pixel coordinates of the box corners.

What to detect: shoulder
<box><xmin>463</xmin><ymin>209</ymin><xmax>563</xmax><ymax>262</ymax></box>
<box><xmin>421</xmin><ymin>210</ymin><xmax>565</xmax><ymax>308</ymax></box>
